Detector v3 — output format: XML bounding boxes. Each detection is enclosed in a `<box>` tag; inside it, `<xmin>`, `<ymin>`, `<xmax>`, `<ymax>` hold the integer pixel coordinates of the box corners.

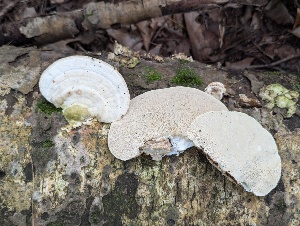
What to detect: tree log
<box><xmin>0</xmin><ymin>45</ymin><xmax>299</xmax><ymax>225</ymax></box>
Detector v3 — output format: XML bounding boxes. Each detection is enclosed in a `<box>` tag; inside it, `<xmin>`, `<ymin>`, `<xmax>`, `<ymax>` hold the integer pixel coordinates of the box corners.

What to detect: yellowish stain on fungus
<box><xmin>0</xmin><ymin>95</ymin><xmax>33</xmax><ymax>211</ymax></box>
<box><xmin>63</xmin><ymin>104</ymin><xmax>90</xmax><ymax>122</ymax></box>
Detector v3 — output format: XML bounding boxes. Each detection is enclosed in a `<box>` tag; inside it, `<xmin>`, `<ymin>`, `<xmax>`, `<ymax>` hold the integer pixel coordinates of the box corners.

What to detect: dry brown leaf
<box><xmin>184</xmin><ymin>11</ymin><xmax>219</xmax><ymax>61</ymax></box>
<box><xmin>264</xmin><ymin>0</ymin><xmax>293</xmax><ymax>25</ymax></box>
<box><xmin>136</xmin><ymin>19</ymin><xmax>159</xmax><ymax>51</ymax></box>
<box><xmin>239</xmin><ymin>94</ymin><xmax>261</xmax><ymax>107</ymax></box>
<box><xmin>263</xmin><ymin>44</ymin><xmax>299</xmax><ymax>64</ymax></box>
<box><xmin>250</xmin><ymin>11</ymin><xmax>262</xmax><ymax>30</ymax></box>
<box><xmin>292</xmin><ymin>8</ymin><xmax>300</xmax><ymax>38</ymax></box>
<box><xmin>293</xmin><ymin>8</ymin><xmax>300</xmax><ymax>29</ymax></box>
<box><xmin>173</xmin><ymin>14</ymin><xmax>185</xmax><ymax>34</ymax></box>
<box><xmin>173</xmin><ymin>39</ymin><xmax>191</xmax><ymax>56</ymax></box>
<box><xmin>106</xmin><ymin>28</ymin><xmax>142</xmax><ymax>49</ymax></box>
<box><xmin>240</xmin><ymin>6</ymin><xmax>253</xmax><ymax>24</ymax></box>
<box><xmin>274</xmin><ymin>45</ymin><xmax>297</xmax><ymax>59</ymax></box>
<box><xmin>149</xmin><ymin>44</ymin><xmax>162</xmax><ymax>56</ymax></box>
<box><xmin>21</xmin><ymin>7</ymin><xmax>38</xmax><ymax>19</ymax></box>
<box><xmin>263</xmin><ymin>44</ymin><xmax>279</xmax><ymax>59</ymax></box>
<box><xmin>291</xmin><ymin>27</ymin><xmax>300</xmax><ymax>39</ymax></box>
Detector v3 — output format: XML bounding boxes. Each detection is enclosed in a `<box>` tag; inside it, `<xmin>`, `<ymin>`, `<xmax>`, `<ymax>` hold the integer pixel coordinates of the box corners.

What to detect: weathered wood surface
<box><xmin>0</xmin><ymin>45</ymin><xmax>299</xmax><ymax>226</ymax></box>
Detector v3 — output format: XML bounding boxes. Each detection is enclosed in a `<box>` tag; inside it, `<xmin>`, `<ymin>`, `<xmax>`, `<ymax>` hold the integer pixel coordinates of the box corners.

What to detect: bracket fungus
<box><xmin>204</xmin><ymin>82</ymin><xmax>226</xmax><ymax>100</ymax></box>
<box><xmin>108</xmin><ymin>86</ymin><xmax>228</xmax><ymax>161</ymax></box>
<box><xmin>187</xmin><ymin>111</ymin><xmax>282</xmax><ymax>196</ymax></box>
<box><xmin>39</xmin><ymin>56</ymin><xmax>130</xmax><ymax>123</ymax></box>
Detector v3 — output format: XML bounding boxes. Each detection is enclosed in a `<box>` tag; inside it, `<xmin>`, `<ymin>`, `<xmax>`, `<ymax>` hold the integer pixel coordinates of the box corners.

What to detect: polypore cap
<box><xmin>204</xmin><ymin>82</ymin><xmax>226</xmax><ymax>100</ymax></box>
<box><xmin>187</xmin><ymin>111</ymin><xmax>281</xmax><ymax>196</ymax></box>
<box><xmin>108</xmin><ymin>86</ymin><xmax>228</xmax><ymax>161</ymax></box>
<box><xmin>39</xmin><ymin>55</ymin><xmax>130</xmax><ymax>123</ymax></box>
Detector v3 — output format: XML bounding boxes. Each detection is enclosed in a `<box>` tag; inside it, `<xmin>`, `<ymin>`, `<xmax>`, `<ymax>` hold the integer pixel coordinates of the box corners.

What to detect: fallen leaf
<box><xmin>21</xmin><ymin>7</ymin><xmax>38</xmax><ymax>19</ymax></box>
<box><xmin>264</xmin><ymin>0</ymin><xmax>293</xmax><ymax>24</ymax></box>
<box><xmin>184</xmin><ymin>11</ymin><xmax>219</xmax><ymax>61</ymax></box>
<box><xmin>292</xmin><ymin>8</ymin><xmax>300</xmax><ymax>38</ymax></box>
<box><xmin>106</xmin><ymin>28</ymin><xmax>142</xmax><ymax>49</ymax></box>
<box><xmin>136</xmin><ymin>19</ymin><xmax>159</xmax><ymax>51</ymax></box>
<box><xmin>239</xmin><ymin>94</ymin><xmax>261</xmax><ymax>107</ymax></box>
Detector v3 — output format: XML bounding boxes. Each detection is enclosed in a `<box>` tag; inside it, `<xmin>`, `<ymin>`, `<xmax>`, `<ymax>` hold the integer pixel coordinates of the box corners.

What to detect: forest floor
<box><xmin>1</xmin><ymin>0</ymin><xmax>300</xmax><ymax>73</ymax></box>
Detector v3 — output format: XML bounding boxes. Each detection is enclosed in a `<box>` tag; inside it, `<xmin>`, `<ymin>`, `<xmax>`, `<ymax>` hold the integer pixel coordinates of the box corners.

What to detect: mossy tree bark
<box><xmin>0</xmin><ymin>45</ymin><xmax>299</xmax><ymax>226</ymax></box>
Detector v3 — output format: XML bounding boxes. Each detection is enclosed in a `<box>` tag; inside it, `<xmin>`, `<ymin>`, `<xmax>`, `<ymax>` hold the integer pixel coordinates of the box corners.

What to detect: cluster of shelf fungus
<box><xmin>39</xmin><ymin>56</ymin><xmax>282</xmax><ymax>197</ymax></box>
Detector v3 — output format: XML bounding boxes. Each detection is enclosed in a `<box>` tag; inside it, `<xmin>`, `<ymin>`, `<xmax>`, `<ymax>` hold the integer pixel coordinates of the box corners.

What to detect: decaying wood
<box><xmin>0</xmin><ymin>45</ymin><xmax>300</xmax><ymax>225</ymax></box>
<box><xmin>0</xmin><ymin>0</ymin><xmax>269</xmax><ymax>46</ymax></box>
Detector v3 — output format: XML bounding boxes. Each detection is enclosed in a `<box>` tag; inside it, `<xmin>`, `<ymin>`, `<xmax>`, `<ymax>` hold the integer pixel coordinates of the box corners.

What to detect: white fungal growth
<box><xmin>187</xmin><ymin>111</ymin><xmax>282</xmax><ymax>196</ymax></box>
<box><xmin>39</xmin><ymin>56</ymin><xmax>130</xmax><ymax>123</ymax></box>
<box><xmin>166</xmin><ymin>136</ymin><xmax>194</xmax><ymax>156</ymax></box>
<box><xmin>108</xmin><ymin>86</ymin><xmax>228</xmax><ymax>161</ymax></box>
<box><xmin>204</xmin><ymin>82</ymin><xmax>226</xmax><ymax>100</ymax></box>
<box><xmin>140</xmin><ymin>136</ymin><xmax>195</xmax><ymax>160</ymax></box>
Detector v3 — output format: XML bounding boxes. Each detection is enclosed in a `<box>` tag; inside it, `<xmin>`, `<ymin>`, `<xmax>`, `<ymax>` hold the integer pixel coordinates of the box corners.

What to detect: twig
<box><xmin>247</xmin><ymin>54</ymin><xmax>300</xmax><ymax>69</ymax></box>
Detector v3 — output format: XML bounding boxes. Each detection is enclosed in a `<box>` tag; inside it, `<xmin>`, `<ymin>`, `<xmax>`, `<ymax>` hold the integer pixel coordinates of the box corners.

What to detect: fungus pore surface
<box><xmin>187</xmin><ymin>111</ymin><xmax>282</xmax><ymax>196</ymax></box>
<box><xmin>108</xmin><ymin>86</ymin><xmax>228</xmax><ymax>161</ymax></box>
<box><xmin>39</xmin><ymin>55</ymin><xmax>130</xmax><ymax>123</ymax></box>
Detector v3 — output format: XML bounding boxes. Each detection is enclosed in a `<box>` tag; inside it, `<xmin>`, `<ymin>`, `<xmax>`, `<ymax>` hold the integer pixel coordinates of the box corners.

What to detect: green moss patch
<box><xmin>36</xmin><ymin>99</ymin><xmax>62</xmax><ymax>115</ymax></box>
<box><xmin>143</xmin><ymin>66</ymin><xmax>162</xmax><ymax>83</ymax></box>
<box><xmin>42</xmin><ymin>140</ymin><xmax>54</xmax><ymax>148</ymax></box>
<box><xmin>171</xmin><ymin>63</ymin><xmax>202</xmax><ymax>87</ymax></box>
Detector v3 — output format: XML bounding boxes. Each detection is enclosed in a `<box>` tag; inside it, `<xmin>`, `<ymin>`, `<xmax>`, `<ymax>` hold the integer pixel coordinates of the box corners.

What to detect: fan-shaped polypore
<box><xmin>39</xmin><ymin>56</ymin><xmax>130</xmax><ymax>123</ymax></box>
<box><xmin>187</xmin><ymin>111</ymin><xmax>281</xmax><ymax>196</ymax></box>
<box><xmin>108</xmin><ymin>86</ymin><xmax>228</xmax><ymax>161</ymax></box>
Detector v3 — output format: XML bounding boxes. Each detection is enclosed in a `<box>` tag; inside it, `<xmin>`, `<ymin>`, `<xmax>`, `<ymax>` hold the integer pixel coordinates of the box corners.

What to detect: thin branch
<box><xmin>247</xmin><ymin>54</ymin><xmax>300</xmax><ymax>69</ymax></box>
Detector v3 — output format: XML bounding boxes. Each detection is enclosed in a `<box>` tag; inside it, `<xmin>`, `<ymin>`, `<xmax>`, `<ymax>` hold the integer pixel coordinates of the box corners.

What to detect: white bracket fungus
<box><xmin>108</xmin><ymin>86</ymin><xmax>228</xmax><ymax>161</ymax></box>
<box><xmin>187</xmin><ymin>111</ymin><xmax>282</xmax><ymax>196</ymax></box>
<box><xmin>204</xmin><ymin>82</ymin><xmax>226</xmax><ymax>100</ymax></box>
<box><xmin>39</xmin><ymin>56</ymin><xmax>130</xmax><ymax>123</ymax></box>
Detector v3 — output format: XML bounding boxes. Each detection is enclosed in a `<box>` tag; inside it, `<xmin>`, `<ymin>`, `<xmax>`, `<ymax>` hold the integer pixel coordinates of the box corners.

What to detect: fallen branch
<box><xmin>0</xmin><ymin>0</ymin><xmax>269</xmax><ymax>46</ymax></box>
<box><xmin>247</xmin><ymin>54</ymin><xmax>300</xmax><ymax>69</ymax></box>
